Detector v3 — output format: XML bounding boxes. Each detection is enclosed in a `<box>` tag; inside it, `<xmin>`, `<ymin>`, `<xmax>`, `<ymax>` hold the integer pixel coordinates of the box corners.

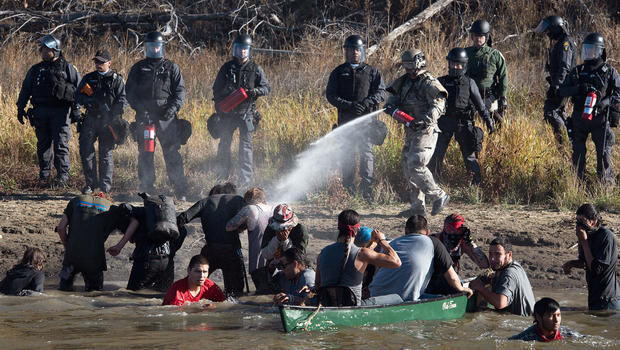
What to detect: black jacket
<box><xmin>0</xmin><ymin>264</ymin><xmax>44</xmax><ymax>295</ymax></box>
<box><xmin>17</xmin><ymin>56</ymin><xmax>80</xmax><ymax>110</ymax></box>
<box><xmin>75</xmin><ymin>70</ymin><xmax>127</xmax><ymax>119</ymax></box>
<box><xmin>178</xmin><ymin>194</ymin><xmax>244</xmax><ymax>247</ymax></box>
<box><xmin>212</xmin><ymin>59</ymin><xmax>270</xmax><ymax>116</ymax></box>
<box><xmin>546</xmin><ymin>34</ymin><xmax>578</xmax><ymax>88</ymax></box>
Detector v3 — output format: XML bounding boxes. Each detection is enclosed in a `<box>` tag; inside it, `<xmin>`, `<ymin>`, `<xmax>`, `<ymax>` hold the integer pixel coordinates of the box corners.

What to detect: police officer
<box><xmin>429</xmin><ymin>48</ymin><xmax>495</xmax><ymax>185</ymax></box>
<box><xmin>16</xmin><ymin>35</ymin><xmax>80</xmax><ymax>186</ymax></box>
<box><xmin>534</xmin><ymin>15</ymin><xmax>578</xmax><ymax>145</ymax></box>
<box><xmin>384</xmin><ymin>50</ymin><xmax>450</xmax><ymax>217</ymax></box>
<box><xmin>213</xmin><ymin>34</ymin><xmax>270</xmax><ymax>189</ymax></box>
<box><xmin>558</xmin><ymin>33</ymin><xmax>620</xmax><ymax>184</ymax></box>
<box><xmin>465</xmin><ymin>19</ymin><xmax>508</xmax><ymax>128</ymax></box>
<box><xmin>75</xmin><ymin>49</ymin><xmax>127</xmax><ymax>195</ymax></box>
<box><xmin>126</xmin><ymin>31</ymin><xmax>188</xmax><ymax>197</ymax></box>
<box><xmin>326</xmin><ymin>35</ymin><xmax>386</xmax><ymax>200</ymax></box>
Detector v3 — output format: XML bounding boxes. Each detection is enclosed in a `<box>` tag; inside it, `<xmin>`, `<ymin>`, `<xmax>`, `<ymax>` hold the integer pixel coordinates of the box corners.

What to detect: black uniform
<box><xmin>125</xmin><ymin>58</ymin><xmax>187</xmax><ymax>195</ymax></box>
<box><xmin>429</xmin><ymin>75</ymin><xmax>491</xmax><ymax>184</ymax></box>
<box><xmin>75</xmin><ymin>70</ymin><xmax>127</xmax><ymax>192</ymax></box>
<box><xmin>212</xmin><ymin>59</ymin><xmax>270</xmax><ymax>188</ymax></box>
<box><xmin>177</xmin><ymin>194</ymin><xmax>245</xmax><ymax>296</ymax></box>
<box><xmin>325</xmin><ymin>63</ymin><xmax>386</xmax><ymax>196</ymax></box>
<box><xmin>543</xmin><ymin>34</ymin><xmax>577</xmax><ymax>144</ymax></box>
<box><xmin>16</xmin><ymin>55</ymin><xmax>80</xmax><ymax>182</ymax></box>
<box><xmin>558</xmin><ymin>60</ymin><xmax>620</xmax><ymax>183</ymax></box>
<box><xmin>578</xmin><ymin>226</ymin><xmax>620</xmax><ymax>310</ymax></box>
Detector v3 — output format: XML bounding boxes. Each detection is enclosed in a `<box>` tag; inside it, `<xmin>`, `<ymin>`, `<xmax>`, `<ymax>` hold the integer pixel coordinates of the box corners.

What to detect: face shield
<box><xmin>145</xmin><ymin>42</ymin><xmax>164</xmax><ymax>59</ymax></box>
<box><xmin>233</xmin><ymin>43</ymin><xmax>251</xmax><ymax>60</ymax></box>
<box><xmin>534</xmin><ymin>20</ymin><xmax>550</xmax><ymax>34</ymax></box>
<box><xmin>581</xmin><ymin>44</ymin><xmax>603</xmax><ymax>61</ymax></box>
<box><xmin>344</xmin><ymin>46</ymin><xmax>365</xmax><ymax>64</ymax></box>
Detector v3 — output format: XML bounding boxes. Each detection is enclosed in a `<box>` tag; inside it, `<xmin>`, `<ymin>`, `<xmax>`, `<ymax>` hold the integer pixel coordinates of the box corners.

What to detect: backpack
<box><xmin>139</xmin><ymin>193</ymin><xmax>179</xmax><ymax>243</ymax></box>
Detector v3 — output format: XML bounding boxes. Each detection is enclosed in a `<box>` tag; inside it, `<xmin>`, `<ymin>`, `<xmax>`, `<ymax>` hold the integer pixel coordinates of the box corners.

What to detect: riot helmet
<box><xmin>401</xmin><ymin>49</ymin><xmax>426</xmax><ymax>73</ymax></box>
<box><xmin>581</xmin><ymin>33</ymin><xmax>606</xmax><ymax>62</ymax></box>
<box><xmin>233</xmin><ymin>34</ymin><xmax>252</xmax><ymax>60</ymax></box>
<box><xmin>145</xmin><ymin>31</ymin><xmax>165</xmax><ymax>59</ymax></box>
<box><xmin>470</xmin><ymin>19</ymin><xmax>491</xmax><ymax>47</ymax></box>
<box><xmin>343</xmin><ymin>35</ymin><xmax>365</xmax><ymax>64</ymax></box>
<box><xmin>534</xmin><ymin>15</ymin><xmax>567</xmax><ymax>39</ymax></box>
<box><xmin>40</xmin><ymin>35</ymin><xmax>61</xmax><ymax>57</ymax></box>
<box><xmin>446</xmin><ymin>48</ymin><xmax>468</xmax><ymax>77</ymax></box>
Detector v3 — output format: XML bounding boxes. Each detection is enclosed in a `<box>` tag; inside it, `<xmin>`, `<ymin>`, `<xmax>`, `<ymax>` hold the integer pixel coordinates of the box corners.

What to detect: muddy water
<box><xmin>0</xmin><ymin>286</ymin><xmax>618</xmax><ymax>350</ymax></box>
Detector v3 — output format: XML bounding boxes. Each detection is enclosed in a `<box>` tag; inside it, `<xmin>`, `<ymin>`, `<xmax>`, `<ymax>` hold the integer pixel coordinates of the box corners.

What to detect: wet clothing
<box><xmin>385</xmin><ymin>70</ymin><xmax>447</xmax><ymax>214</ymax></box>
<box><xmin>178</xmin><ymin>194</ymin><xmax>245</xmax><ymax>296</ymax></box>
<box><xmin>75</xmin><ymin>70</ymin><xmax>127</xmax><ymax>192</ymax></box>
<box><xmin>261</xmin><ymin>223</ymin><xmax>309</xmax><ymax>261</ymax></box>
<box><xmin>125</xmin><ymin>57</ymin><xmax>187</xmax><ymax>194</ymax></box>
<box><xmin>424</xmin><ymin>235</ymin><xmax>459</xmax><ymax>295</ymax></box>
<box><xmin>273</xmin><ymin>268</ymin><xmax>316</xmax><ymax>304</ymax></box>
<box><xmin>16</xmin><ymin>56</ymin><xmax>80</xmax><ymax>180</ymax></box>
<box><xmin>492</xmin><ymin>261</ymin><xmax>535</xmax><ymax>316</ymax></box>
<box><xmin>162</xmin><ymin>276</ymin><xmax>226</xmax><ymax>306</ymax></box>
<box><xmin>430</xmin><ymin>74</ymin><xmax>491</xmax><ymax>184</ymax></box>
<box><xmin>509</xmin><ymin>325</ymin><xmax>580</xmax><ymax>342</ymax></box>
<box><xmin>578</xmin><ymin>226</ymin><xmax>620</xmax><ymax>310</ymax></box>
<box><xmin>325</xmin><ymin>63</ymin><xmax>386</xmax><ymax>193</ymax></box>
<box><xmin>318</xmin><ymin>242</ymin><xmax>363</xmax><ymax>305</ymax></box>
<box><xmin>0</xmin><ymin>264</ymin><xmax>44</xmax><ymax>295</ymax></box>
<box><xmin>212</xmin><ymin>59</ymin><xmax>270</xmax><ymax>187</ymax></box>
<box><xmin>226</xmin><ymin>203</ymin><xmax>271</xmax><ymax>273</ymax></box>
<box><xmin>465</xmin><ymin>45</ymin><xmax>508</xmax><ymax>125</ymax></box>
<box><xmin>543</xmin><ymin>34</ymin><xmax>578</xmax><ymax>144</ymax></box>
<box><xmin>558</xmin><ymin>60</ymin><xmax>620</xmax><ymax>183</ymax></box>
<box><xmin>369</xmin><ymin>234</ymin><xmax>434</xmax><ymax>301</ymax></box>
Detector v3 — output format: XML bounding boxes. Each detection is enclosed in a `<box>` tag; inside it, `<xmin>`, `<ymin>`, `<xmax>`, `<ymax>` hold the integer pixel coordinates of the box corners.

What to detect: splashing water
<box><xmin>270</xmin><ymin>110</ymin><xmax>386</xmax><ymax>203</ymax></box>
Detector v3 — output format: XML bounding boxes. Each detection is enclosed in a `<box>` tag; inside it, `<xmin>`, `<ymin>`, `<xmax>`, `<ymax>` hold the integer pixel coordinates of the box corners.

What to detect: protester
<box><xmin>0</xmin><ymin>247</ymin><xmax>46</xmax><ymax>295</ymax></box>
<box><xmin>370</xmin><ymin>215</ymin><xmax>472</xmax><ymax>301</ymax></box>
<box><xmin>510</xmin><ymin>297</ymin><xmax>580</xmax><ymax>341</ymax></box>
<box><xmin>562</xmin><ymin>204</ymin><xmax>620</xmax><ymax>310</ymax></box>
<box><xmin>162</xmin><ymin>255</ymin><xmax>226</xmax><ymax>306</ymax></box>
<box><xmin>176</xmin><ymin>183</ymin><xmax>246</xmax><ymax>297</ymax></box>
<box><xmin>272</xmin><ymin>248</ymin><xmax>316</xmax><ymax>305</ymax></box>
<box><xmin>226</xmin><ymin>187</ymin><xmax>272</xmax><ymax>294</ymax></box>
<box><xmin>314</xmin><ymin>209</ymin><xmax>401</xmax><ymax>306</ymax></box>
<box><xmin>469</xmin><ymin>236</ymin><xmax>535</xmax><ymax>316</ymax></box>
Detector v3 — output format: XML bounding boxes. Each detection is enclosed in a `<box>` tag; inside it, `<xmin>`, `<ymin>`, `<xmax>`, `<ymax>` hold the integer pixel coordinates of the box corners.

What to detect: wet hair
<box><xmin>282</xmin><ymin>248</ymin><xmax>307</xmax><ymax>268</ymax></box>
<box><xmin>20</xmin><ymin>246</ymin><xmax>45</xmax><ymax>270</ymax></box>
<box><xmin>188</xmin><ymin>254</ymin><xmax>209</xmax><ymax>270</ymax></box>
<box><xmin>405</xmin><ymin>215</ymin><xmax>428</xmax><ymax>234</ymax></box>
<box><xmin>533</xmin><ymin>297</ymin><xmax>560</xmax><ymax>322</ymax></box>
<box><xmin>337</xmin><ymin>209</ymin><xmax>360</xmax><ymax>237</ymax></box>
<box><xmin>244</xmin><ymin>187</ymin><xmax>266</xmax><ymax>205</ymax></box>
<box><xmin>576</xmin><ymin>203</ymin><xmax>602</xmax><ymax>222</ymax></box>
<box><xmin>490</xmin><ymin>236</ymin><xmax>512</xmax><ymax>253</ymax></box>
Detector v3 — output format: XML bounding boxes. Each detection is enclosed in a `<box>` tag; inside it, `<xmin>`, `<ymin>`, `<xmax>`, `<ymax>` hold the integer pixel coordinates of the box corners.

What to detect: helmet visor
<box><xmin>344</xmin><ymin>46</ymin><xmax>365</xmax><ymax>64</ymax></box>
<box><xmin>145</xmin><ymin>42</ymin><xmax>164</xmax><ymax>59</ymax></box>
<box><xmin>233</xmin><ymin>43</ymin><xmax>251</xmax><ymax>59</ymax></box>
<box><xmin>534</xmin><ymin>20</ymin><xmax>549</xmax><ymax>34</ymax></box>
<box><xmin>581</xmin><ymin>43</ymin><xmax>602</xmax><ymax>61</ymax></box>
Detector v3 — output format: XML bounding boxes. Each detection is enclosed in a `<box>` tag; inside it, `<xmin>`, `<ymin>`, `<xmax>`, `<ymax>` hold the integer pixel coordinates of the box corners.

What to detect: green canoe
<box><xmin>279</xmin><ymin>293</ymin><xmax>468</xmax><ymax>332</ymax></box>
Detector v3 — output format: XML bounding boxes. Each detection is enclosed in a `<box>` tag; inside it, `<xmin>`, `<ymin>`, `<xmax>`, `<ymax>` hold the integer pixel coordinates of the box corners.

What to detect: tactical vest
<box><xmin>220</xmin><ymin>60</ymin><xmax>260</xmax><ymax>113</ymax></box>
<box><xmin>439</xmin><ymin>75</ymin><xmax>472</xmax><ymax>119</ymax></box>
<box><xmin>134</xmin><ymin>59</ymin><xmax>174</xmax><ymax>101</ymax></box>
<box><xmin>572</xmin><ymin>63</ymin><xmax>613</xmax><ymax>107</ymax></box>
<box><xmin>389</xmin><ymin>71</ymin><xmax>441</xmax><ymax>118</ymax></box>
<box><xmin>465</xmin><ymin>46</ymin><xmax>495</xmax><ymax>90</ymax></box>
<box><xmin>31</xmin><ymin>58</ymin><xmax>75</xmax><ymax>107</ymax></box>
<box><xmin>82</xmin><ymin>71</ymin><xmax>120</xmax><ymax>117</ymax></box>
<box><xmin>334</xmin><ymin>63</ymin><xmax>373</xmax><ymax>104</ymax></box>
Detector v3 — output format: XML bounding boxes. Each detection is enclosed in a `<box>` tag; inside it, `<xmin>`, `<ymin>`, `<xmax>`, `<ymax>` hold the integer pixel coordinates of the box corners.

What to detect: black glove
<box><xmin>353</xmin><ymin>101</ymin><xmax>366</xmax><ymax>115</ymax></box>
<box><xmin>162</xmin><ymin>108</ymin><xmax>176</xmax><ymax>121</ymax></box>
<box><xmin>70</xmin><ymin>109</ymin><xmax>82</xmax><ymax>124</ymax></box>
<box><xmin>597</xmin><ymin>97</ymin><xmax>611</xmax><ymax>110</ymax></box>
<box><xmin>383</xmin><ymin>104</ymin><xmax>396</xmax><ymax>116</ymax></box>
<box><xmin>546</xmin><ymin>85</ymin><xmax>558</xmax><ymax>99</ymax></box>
<box><xmin>484</xmin><ymin>117</ymin><xmax>495</xmax><ymax>134</ymax></box>
<box><xmin>580</xmin><ymin>83</ymin><xmax>596</xmax><ymax>95</ymax></box>
<box><xmin>246</xmin><ymin>88</ymin><xmax>260</xmax><ymax>98</ymax></box>
<box><xmin>498</xmin><ymin>96</ymin><xmax>507</xmax><ymax>115</ymax></box>
<box><xmin>17</xmin><ymin>109</ymin><xmax>26</xmax><ymax>125</ymax></box>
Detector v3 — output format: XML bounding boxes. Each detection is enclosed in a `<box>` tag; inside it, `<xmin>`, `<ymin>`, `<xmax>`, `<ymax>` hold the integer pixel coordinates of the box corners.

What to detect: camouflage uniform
<box><xmin>386</xmin><ymin>70</ymin><xmax>448</xmax><ymax>215</ymax></box>
<box><xmin>465</xmin><ymin>45</ymin><xmax>508</xmax><ymax>124</ymax></box>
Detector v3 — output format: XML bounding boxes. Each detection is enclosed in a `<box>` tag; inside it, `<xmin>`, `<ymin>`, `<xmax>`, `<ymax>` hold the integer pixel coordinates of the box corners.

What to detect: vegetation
<box><xmin>0</xmin><ymin>0</ymin><xmax>618</xmax><ymax>211</ymax></box>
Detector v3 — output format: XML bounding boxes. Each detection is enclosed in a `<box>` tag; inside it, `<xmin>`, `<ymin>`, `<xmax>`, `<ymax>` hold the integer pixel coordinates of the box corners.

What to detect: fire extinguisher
<box><xmin>582</xmin><ymin>91</ymin><xmax>597</xmax><ymax>121</ymax></box>
<box><xmin>144</xmin><ymin>123</ymin><xmax>156</xmax><ymax>152</ymax></box>
<box><xmin>216</xmin><ymin>87</ymin><xmax>248</xmax><ymax>113</ymax></box>
<box><xmin>392</xmin><ymin>108</ymin><xmax>415</xmax><ymax>127</ymax></box>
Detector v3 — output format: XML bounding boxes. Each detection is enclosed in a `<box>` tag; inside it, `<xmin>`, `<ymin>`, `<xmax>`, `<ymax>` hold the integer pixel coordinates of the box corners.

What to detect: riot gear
<box><xmin>470</xmin><ymin>19</ymin><xmax>490</xmax><ymax>35</ymax></box>
<box><xmin>343</xmin><ymin>35</ymin><xmax>365</xmax><ymax>63</ymax></box>
<box><xmin>40</xmin><ymin>35</ymin><xmax>61</xmax><ymax>57</ymax></box>
<box><xmin>446</xmin><ymin>48</ymin><xmax>468</xmax><ymax>77</ymax></box>
<box><xmin>145</xmin><ymin>32</ymin><xmax>165</xmax><ymax>59</ymax></box>
<box><xmin>535</xmin><ymin>15</ymin><xmax>567</xmax><ymax>39</ymax></box>
<box><xmin>581</xmin><ymin>33</ymin><xmax>606</xmax><ymax>62</ymax></box>
<box><xmin>233</xmin><ymin>34</ymin><xmax>252</xmax><ymax>60</ymax></box>
<box><xmin>401</xmin><ymin>49</ymin><xmax>426</xmax><ymax>72</ymax></box>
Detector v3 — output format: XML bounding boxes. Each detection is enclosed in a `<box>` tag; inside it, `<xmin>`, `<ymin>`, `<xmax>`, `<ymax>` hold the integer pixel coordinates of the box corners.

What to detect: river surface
<box><xmin>1</xmin><ymin>284</ymin><xmax>618</xmax><ymax>349</ymax></box>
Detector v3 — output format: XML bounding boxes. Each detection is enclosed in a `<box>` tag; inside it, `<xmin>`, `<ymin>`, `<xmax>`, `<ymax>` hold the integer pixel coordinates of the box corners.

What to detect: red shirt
<box><xmin>162</xmin><ymin>277</ymin><xmax>226</xmax><ymax>306</ymax></box>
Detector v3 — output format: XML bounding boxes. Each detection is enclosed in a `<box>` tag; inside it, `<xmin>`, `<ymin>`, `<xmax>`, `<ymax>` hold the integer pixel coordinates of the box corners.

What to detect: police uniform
<box><xmin>543</xmin><ymin>34</ymin><xmax>577</xmax><ymax>143</ymax></box>
<box><xmin>465</xmin><ymin>45</ymin><xmax>508</xmax><ymax>125</ymax></box>
<box><xmin>326</xmin><ymin>62</ymin><xmax>386</xmax><ymax>196</ymax></box>
<box><xmin>125</xmin><ymin>57</ymin><xmax>187</xmax><ymax>195</ymax></box>
<box><xmin>430</xmin><ymin>74</ymin><xmax>491</xmax><ymax>184</ymax></box>
<box><xmin>385</xmin><ymin>70</ymin><xmax>448</xmax><ymax>215</ymax></box>
<box><xmin>75</xmin><ymin>70</ymin><xmax>127</xmax><ymax>193</ymax></box>
<box><xmin>558</xmin><ymin>61</ymin><xmax>620</xmax><ymax>183</ymax></box>
<box><xmin>16</xmin><ymin>55</ymin><xmax>80</xmax><ymax>182</ymax></box>
<box><xmin>212</xmin><ymin>59</ymin><xmax>270</xmax><ymax>188</ymax></box>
